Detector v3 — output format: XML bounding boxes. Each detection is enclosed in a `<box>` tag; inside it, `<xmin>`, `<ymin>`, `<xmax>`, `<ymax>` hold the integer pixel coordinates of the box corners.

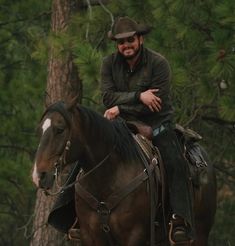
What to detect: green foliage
<box><xmin>210</xmin><ymin>198</ymin><xmax>235</xmax><ymax>246</ymax></box>
<box><xmin>73</xmin><ymin>40</ymin><xmax>103</xmax><ymax>106</ymax></box>
<box><xmin>0</xmin><ymin>0</ymin><xmax>50</xmax><ymax>244</ymax></box>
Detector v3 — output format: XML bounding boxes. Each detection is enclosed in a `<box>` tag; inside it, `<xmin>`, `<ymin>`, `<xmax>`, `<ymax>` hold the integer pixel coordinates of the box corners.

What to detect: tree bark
<box><xmin>30</xmin><ymin>190</ymin><xmax>67</xmax><ymax>246</ymax></box>
<box><xmin>30</xmin><ymin>1</ymin><xmax>81</xmax><ymax>245</ymax></box>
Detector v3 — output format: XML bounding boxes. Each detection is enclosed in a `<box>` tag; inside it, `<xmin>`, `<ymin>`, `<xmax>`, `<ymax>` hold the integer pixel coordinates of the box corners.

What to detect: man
<box><xmin>101</xmin><ymin>16</ymin><xmax>194</xmax><ymax>243</ymax></box>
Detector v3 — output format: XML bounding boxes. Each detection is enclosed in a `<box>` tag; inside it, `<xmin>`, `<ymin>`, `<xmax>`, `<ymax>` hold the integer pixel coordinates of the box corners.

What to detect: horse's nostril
<box><xmin>40</xmin><ymin>172</ymin><xmax>46</xmax><ymax>180</ymax></box>
<box><xmin>39</xmin><ymin>172</ymin><xmax>55</xmax><ymax>189</ymax></box>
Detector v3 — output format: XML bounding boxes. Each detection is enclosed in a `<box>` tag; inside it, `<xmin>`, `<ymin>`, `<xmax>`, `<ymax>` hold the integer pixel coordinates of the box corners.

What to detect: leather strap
<box><xmin>75</xmin><ymin>163</ymin><xmax>155</xmax><ymax>212</ymax></box>
<box><xmin>75</xmin><ymin>163</ymin><xmax>156</xmax><ymax>246</ymax></box>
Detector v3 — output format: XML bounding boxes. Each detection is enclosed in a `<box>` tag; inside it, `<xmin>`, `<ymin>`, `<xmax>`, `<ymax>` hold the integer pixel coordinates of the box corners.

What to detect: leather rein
<box><xmin>43</xmin><ymin>136</ymin><xmax>116</xmax><ymax>197</ymax></box>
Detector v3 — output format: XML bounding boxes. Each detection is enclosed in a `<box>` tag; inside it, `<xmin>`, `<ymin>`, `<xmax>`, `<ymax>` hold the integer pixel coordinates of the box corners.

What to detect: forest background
<box><xmin>0</xmin><ymin>0</ymin><xmax>234</xmax><ymax>245</ymax></box>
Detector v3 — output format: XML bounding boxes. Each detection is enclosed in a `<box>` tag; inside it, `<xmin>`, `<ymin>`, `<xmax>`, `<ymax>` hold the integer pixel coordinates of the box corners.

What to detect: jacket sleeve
<box><xmin>119</xmin><ymin>55</ymin><xmax>172</xmax><ymax>116</ymax></box>
<box><xmin>101</xmin><ymin>56</ymin><xmax>139</xmax><ymax>108</ymax></box>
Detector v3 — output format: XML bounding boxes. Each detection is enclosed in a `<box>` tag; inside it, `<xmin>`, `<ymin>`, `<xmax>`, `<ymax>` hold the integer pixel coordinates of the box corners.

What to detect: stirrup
<box><xmin>67</xmin><ymin>218</ymin><xmax>80</xmax><ymax>241</ymax></box>
<box><xmin>169</xmin><ymin>215</ymin><xmax>193</xmax><ymax>246</ymax></box>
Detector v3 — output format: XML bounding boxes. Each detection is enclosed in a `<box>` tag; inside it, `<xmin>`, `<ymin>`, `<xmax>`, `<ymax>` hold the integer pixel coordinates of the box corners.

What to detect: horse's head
<box><xmin>32</xmin><ymin>101</ymin><xmax>82</xmax><ymax>190</ymax></box>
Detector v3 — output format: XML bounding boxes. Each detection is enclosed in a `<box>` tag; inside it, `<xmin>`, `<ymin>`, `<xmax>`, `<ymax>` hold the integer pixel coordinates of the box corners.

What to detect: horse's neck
<box><xmin>77</xmin><ymin>107</ymin><xmax>141</xmax><ymax>177</ymax></box>
<box><xmin>84</xmin><ymin>136</ymin><xmax>116</xmax><ymax>169</ymax></box>
<box><xmin>79</xmin><ymin>113</ymin><xmax>116</xmax><ymax>171</ymax></box>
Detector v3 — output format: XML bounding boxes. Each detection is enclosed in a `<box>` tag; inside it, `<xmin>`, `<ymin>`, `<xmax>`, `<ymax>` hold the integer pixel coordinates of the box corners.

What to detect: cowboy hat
<box><xmin>108</xmin><ymin>16</ymin><xmax>151</xmax><ymax>40</ymax></box>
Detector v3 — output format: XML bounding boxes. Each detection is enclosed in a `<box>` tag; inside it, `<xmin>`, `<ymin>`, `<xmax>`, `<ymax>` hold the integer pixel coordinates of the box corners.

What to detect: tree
<box><xmin>30</xmin><ymin>1</ymin><xmax>81</xmax><ymax>245</ymax></box>
<box><xmin>0</xmin><ymin>1</ymin><xmax>50</xmax><ymax>245</ymax></box>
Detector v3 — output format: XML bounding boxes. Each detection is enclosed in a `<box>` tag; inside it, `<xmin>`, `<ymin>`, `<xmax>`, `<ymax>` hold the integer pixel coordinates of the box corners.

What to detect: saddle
<box><xmin>126</xmin><ymin>120</ymin><xmax>153</xmax><ymax>140</ymax></box>
<box><xmin>127</xmin><ymin>121</ymin><xmax>208</xmax><ymax>188</ymax></box>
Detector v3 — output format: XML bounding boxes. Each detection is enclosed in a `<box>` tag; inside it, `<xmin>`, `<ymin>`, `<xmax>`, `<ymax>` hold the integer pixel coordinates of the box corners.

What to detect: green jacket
<box><xmin>101</xmin><ymin>47</ymin><xmax>174</xmax><ymax>129</ymax></box>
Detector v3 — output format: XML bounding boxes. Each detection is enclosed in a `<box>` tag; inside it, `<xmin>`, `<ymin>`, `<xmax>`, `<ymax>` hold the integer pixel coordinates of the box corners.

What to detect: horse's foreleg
<box><xmin>192</xmin><ymin>225</ymin><xmax>209</xmax><ymax>246</ymax></box>
<box><xmin>123</xmin><ymin>226</ymin><xmax>148</xmax><ymax>246</ymax></box>
<box><xmin>192</xmin><ymin>236</ymin><xmax>208</xmax><ymax>246</ymax></box>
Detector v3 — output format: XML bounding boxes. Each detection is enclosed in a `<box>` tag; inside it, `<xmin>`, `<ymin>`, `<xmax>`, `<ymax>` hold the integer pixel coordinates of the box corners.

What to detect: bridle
<box><xmin>39</xmin><ymin>101</ymin><xmax>75</xmax><ymax>196</ymax></box>
<box><xmin>44</xmin><ymin>139</ymin><xmax>117</xmax><ymax>196</ymax></box>
<box><xmin>41</xmin><ymin>101</ymin><xmax>117</xmax><ymax>196</ymax></box>
<box><xmin>43</xmin><ymin>138</ymin><xmax>73</xmax><ymax>196</ymax></box>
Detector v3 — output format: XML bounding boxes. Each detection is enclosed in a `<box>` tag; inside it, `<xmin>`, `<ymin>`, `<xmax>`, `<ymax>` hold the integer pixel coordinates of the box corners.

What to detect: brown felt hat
<box><xmin>108</xmin><ymin>16</ymin><xmax>151</xmax><ymax>40</ymax></box>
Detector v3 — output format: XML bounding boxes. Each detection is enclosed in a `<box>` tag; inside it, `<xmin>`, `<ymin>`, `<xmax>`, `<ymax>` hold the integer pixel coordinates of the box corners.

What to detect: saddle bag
<box><xmin>174</xmin><ymin>124</ymin><xmax>208</xmax><ymax>187</ymax></box>
<box><xmin>185</xmin><ymin>142</ymin><xmax>208</xmax><ymax>187</ymax></box>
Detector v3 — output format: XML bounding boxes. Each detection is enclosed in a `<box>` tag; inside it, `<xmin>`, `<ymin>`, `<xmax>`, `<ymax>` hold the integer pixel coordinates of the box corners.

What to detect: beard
<box><xmin>124</xmin><ymin>49</ymin><xmax>140</xmax><ymax>60</ymax></box>
<box><xmin>119</xmin><ymin>43</ymin><xmax>142</xmax><ymax>60</ymax></box>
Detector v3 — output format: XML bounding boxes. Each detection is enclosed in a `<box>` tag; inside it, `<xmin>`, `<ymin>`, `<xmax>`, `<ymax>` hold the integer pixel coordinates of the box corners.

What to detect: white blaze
<box><xmin>32</xmin><ymin>163</ymin><xmax>39</xmax><ymax>187</ymax></box>
<box><xmin>42</xmin><ymin>118</ymin><xmax>51</xmax><ymax>134</ymax></box>
<box><xmin>32</xmin><ymin>118</ymin><xmax>51</xmax><ymax>187</ymax></box>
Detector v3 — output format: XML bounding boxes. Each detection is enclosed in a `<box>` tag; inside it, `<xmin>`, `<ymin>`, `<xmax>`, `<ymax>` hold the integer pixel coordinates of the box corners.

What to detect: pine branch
<box><xmin>82</xmin><ymin>96</ymin><xmax>100</xmax><ymax>105</ymax></box>
<box><xmin>202</xmin><ymin>116</ymin><xmax>235</xmax><ymax>130</ymax></box>
<box><xmin>0</xmin><ymin>11</ymin><xmax>51</xmax><ymax>27</ymax></box>
<box><xmin>85</xmin><ymin>0</ymin><xmax>92</xmax><ymax>40</ymax></box>
<box><xmin>98</xmin><ymin>0</ymin><xmax>114</xmax><ymax>27</ymax></box>
<box><xmin>183</xmin><ymin>106</ymin><xmax>203</xmax><ymax>127</ymax></box>
<box><xmin>79</xmin><ymin>0</ymin><xmax>110</xmax><ymax>8</ymax></box>
<box><xmin>0</xmin><ymin>144</ymin><xmax>34</xmax><ymax>158</ymax></box>
<box><xmin>0</xmin><ymin>61</ymin><xmax>23</xmax><ymax>70</ymax></box>
<box><xmin>191</xmin><ymin>20</ymin><xmax>213</xmax><ymax>41</ymax></box>
<box><xmin>214</xmin><ymin>164</ymin><xmax>235</xmax><ymax>180</ymax></box>
<box><xmin>18</xmin><ymin>211</ymin><xmax>36</xmax><ymax>239</ymax></box>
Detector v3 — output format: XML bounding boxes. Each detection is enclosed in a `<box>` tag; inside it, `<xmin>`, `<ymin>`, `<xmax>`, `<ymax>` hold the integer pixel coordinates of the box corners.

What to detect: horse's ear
<box><xmin>67</xmin><ymin>95</ymin><xmax>79</xmax><ymax>110</ymax></box>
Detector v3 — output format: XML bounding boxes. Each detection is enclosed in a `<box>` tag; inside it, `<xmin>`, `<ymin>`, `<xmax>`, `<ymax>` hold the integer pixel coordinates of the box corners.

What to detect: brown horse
<box><xmin>32</xmin><ymin>101</ymin><xmax>217</xmax><ymax>246</ymax></box>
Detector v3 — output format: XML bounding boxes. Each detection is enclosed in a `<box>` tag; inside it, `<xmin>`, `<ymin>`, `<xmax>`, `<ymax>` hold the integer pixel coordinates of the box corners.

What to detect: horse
<box><xmin>32</xmin><ymin>101</ymin><xmax>217</xmax><ymax>246</ymax></box>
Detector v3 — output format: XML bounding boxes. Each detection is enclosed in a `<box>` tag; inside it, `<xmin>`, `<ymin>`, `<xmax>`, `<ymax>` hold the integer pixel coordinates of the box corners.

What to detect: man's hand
<box><xmin>104</xmin><ymin>106</ymin><xmax>120</xmax><ymax>120</ymax></box>
<box><xmin>139</xmin><ymin>89</ymin><xmax>162</xmax><ymax>112</ymax></box>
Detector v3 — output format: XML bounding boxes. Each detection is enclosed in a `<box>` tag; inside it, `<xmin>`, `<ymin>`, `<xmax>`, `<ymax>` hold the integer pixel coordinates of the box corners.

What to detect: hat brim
<box><xmin>107</xmin><ymin>31</ymin><xmax>136</xmax><ymax>40</ymax></box>
<box><xmin>108</xmin><ymin>25</ymin><xmax>151</xmax><ymax>41</ymax></box>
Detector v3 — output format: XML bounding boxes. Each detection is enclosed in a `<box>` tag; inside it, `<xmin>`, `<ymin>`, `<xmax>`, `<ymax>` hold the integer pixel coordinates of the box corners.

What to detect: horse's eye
<box><xmin>55</xmin><ymin>127</ymin><xmax>65</xmax><ymax>134</ymax></box>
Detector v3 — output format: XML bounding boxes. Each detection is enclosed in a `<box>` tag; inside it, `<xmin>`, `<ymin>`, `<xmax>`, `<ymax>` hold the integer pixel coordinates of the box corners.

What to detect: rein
<box><xmin>43</xmin><ymin>139</ymin><xmax>72</xmax><ymax>196</ymax></box>
<box><xmin>44</xmin><ymin>142</ymin><xmax>117</xmax><ymax>196</ymax></box>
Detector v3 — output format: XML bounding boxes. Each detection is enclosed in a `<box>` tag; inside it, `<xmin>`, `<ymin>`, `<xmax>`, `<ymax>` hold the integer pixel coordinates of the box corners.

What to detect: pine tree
<box><xmin>0</xmin><ymin>1</ymin><xmax>50</xmax><ymax>244</ymax></box>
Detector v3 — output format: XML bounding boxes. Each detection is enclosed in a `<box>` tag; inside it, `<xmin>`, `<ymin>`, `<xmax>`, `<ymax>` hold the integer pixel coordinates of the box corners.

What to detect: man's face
<box><xmin>117</xmin><ymin>35</ymin><xmax>143</xmax><ymax>60</ymax></box>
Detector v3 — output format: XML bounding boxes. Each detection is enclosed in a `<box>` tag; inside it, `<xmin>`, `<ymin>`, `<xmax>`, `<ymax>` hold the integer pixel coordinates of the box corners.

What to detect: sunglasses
<box><xmin>117</xmin><ymin>36</ymin><xmax>136</xmax><ymax>45</ymax></box>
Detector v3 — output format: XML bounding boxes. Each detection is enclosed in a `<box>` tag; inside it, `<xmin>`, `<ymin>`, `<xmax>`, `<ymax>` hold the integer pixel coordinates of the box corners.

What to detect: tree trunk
<box><xmin>46</xmin><ymin>0</ymin><xmax>82</xmax><ymax>105</ymax></box>
<box><xmin>30</xmin><ymin>1</ymin><xmax>81</xmax><ymax>245</ymax></box>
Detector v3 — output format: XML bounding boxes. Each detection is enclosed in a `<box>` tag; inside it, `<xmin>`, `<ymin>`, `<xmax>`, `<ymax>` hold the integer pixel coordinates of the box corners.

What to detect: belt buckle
<box><xmin>153</xmin><ymin>124</ymin><xmax>165</xmax><ymax>137</ymax></box>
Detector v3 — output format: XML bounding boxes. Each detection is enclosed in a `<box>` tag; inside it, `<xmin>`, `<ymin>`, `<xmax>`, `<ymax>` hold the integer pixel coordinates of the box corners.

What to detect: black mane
<box><xmin>77</xmin><ymin>104</ymin><xmax>140</xmax><ymax>162</ymax></box>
